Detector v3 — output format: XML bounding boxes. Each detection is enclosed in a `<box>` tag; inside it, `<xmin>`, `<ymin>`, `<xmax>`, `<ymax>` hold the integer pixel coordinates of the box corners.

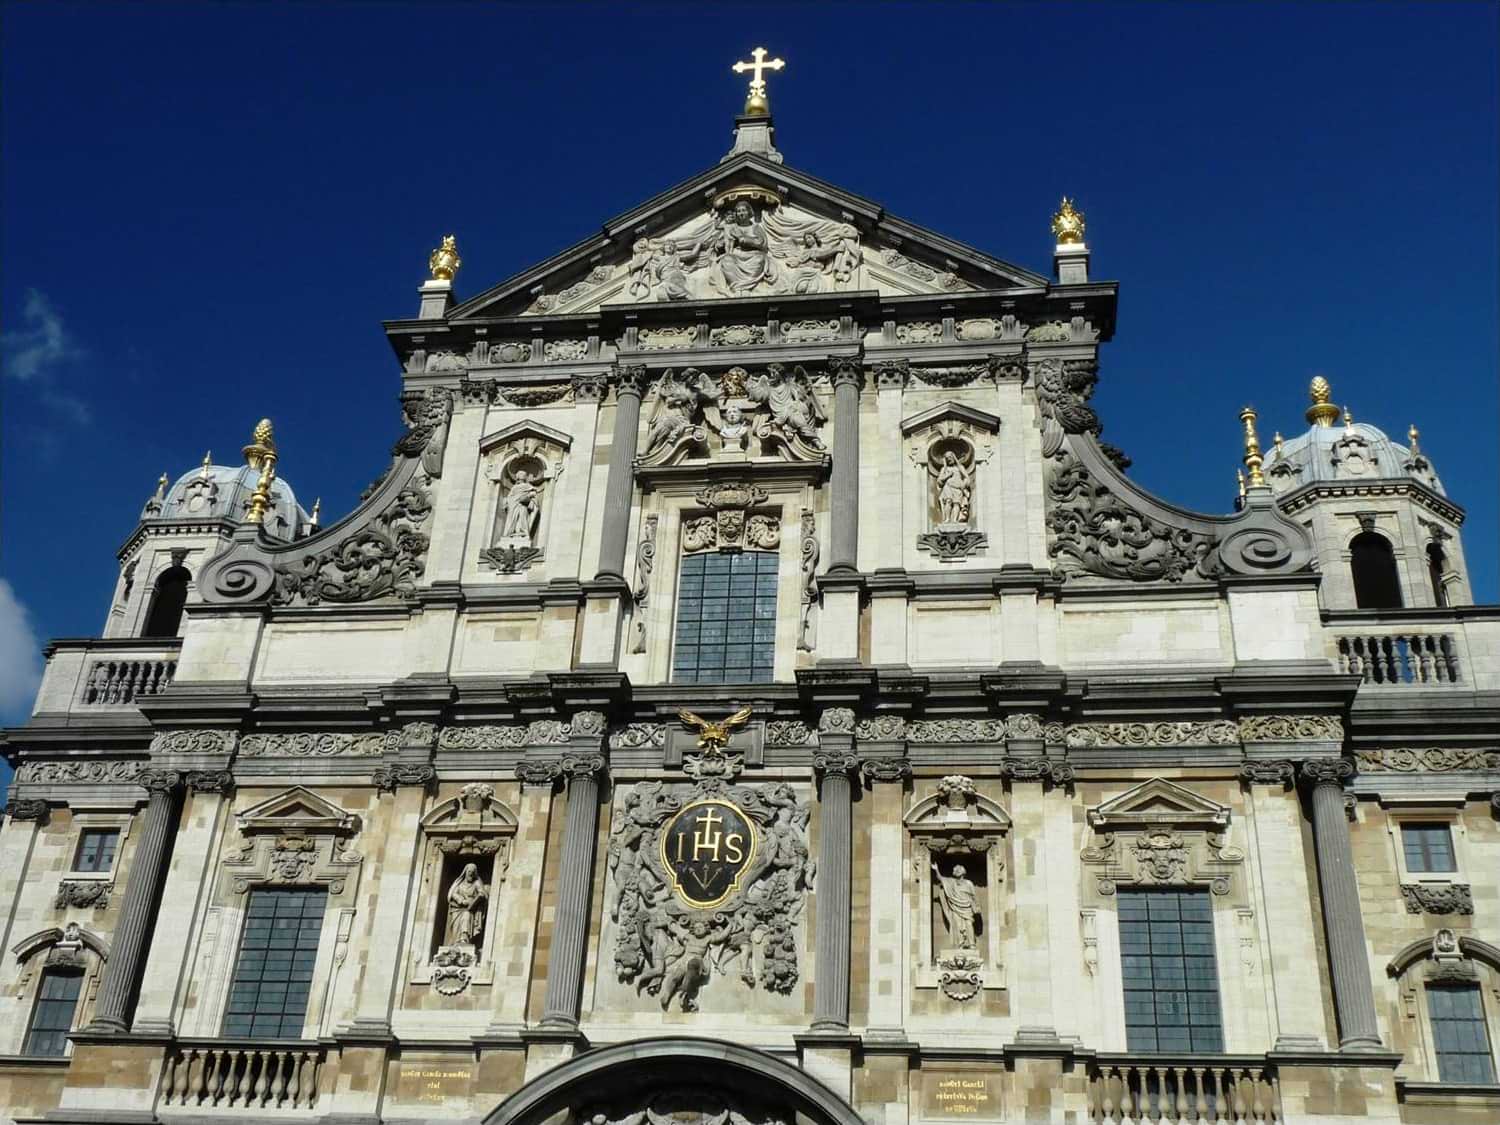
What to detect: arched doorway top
<box><xmin>483</xmin><ymin>1036</ymin><xmax>863</xmax><ymax>1125</ymax></box>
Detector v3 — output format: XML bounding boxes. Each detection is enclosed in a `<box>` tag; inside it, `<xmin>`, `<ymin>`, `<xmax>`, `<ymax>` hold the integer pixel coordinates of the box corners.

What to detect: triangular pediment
<box><xmin>1087</xmin><ymin>778</ymin><xmax>1230</xmax><ymax>831</ymax></box>
<box><xmin>445</xmin><ymin>154</ymin><xmax>1049</xmax><ymax>322</ymax></box>
<box><xmin>237</xmin><ymin>786</ymin><xmax>359</xmax><ymax>835</ymax></box>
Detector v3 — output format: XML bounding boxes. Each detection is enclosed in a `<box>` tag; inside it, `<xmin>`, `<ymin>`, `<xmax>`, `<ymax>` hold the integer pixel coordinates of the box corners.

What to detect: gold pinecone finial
<box><xmin>242</xmin><ymin>418</ymin><xmax>279</xmax><ymax>525</ymax></box>
<box><xmin>429</xmin><ymin>234</ymin><xmax>461</xmax><ymax>281</ymax></box>
<box><xmin>243</xmin><ymin>418</ymin><xmax>276</xmax><ymax>470</ymax></box>
<box><xmin>1306</xmin><ymin>375</ymin><xmax>1340</xmax><ymax>427</ymax></box>
<box><xmin>1052</xmin><ymin>197</ymin><xmax>1086</xmax><ymax>245</ymax></box>
<box><xmin>1239</xmin><ymin>405</ymin><xmax>1266</xmax><ymax>488</ymax></box>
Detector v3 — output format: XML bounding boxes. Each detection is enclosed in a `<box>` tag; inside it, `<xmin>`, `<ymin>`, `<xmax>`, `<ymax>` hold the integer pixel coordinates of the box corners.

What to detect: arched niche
<box><xmin>407</xmin><ymin>784</ymin><xmax>518</xmax><ymax>995</ymax></box>
<box><xmin>1350</xmin><ymin>530</ymin><xmax>1403</xmax><ymax>609</ymax></box>
<box><xmin>483</xmin><ymin>1035</ymin><xmax>867</xmax><ymax>1125</ymax></box>
<box><xmin>479</xmin><ymin>421</ymin><xmax>571</xmax><ymax>575</ymax></box>
<box><xmin>142</xmin><ymin>564</ymin><xmax>191</xmax><ymax>638</ymax></box>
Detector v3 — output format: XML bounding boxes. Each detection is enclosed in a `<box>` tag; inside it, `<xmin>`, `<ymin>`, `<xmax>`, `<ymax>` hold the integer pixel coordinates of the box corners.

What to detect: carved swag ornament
<box><xmin>608</xmin><ymin>777</ymin><xmax>813</xmax><ymax>1012</ymax></box>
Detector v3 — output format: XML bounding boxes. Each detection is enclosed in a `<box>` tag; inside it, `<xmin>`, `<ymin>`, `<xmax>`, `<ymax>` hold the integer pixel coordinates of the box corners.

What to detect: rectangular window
<box><xmin>72</xmin><ymin>828</ymin><xmax>119</xmax><ymax>873</ymax></box>
<box><xmin>1402</xmin><ymin>823</ymin><xmax>1457</xmax><ymax>874</ymax></box>
<box><xmin>1119</xmin><ymin>889</ymin><xmax>1224</xmax><ymax>1053</ymax></box>
<box><xmin>1429</xmin><ymin>983</ymin><xmax>1496</xmax><ymax>1084</ymax></box>
<box><xmin>23</xmin><ymin>970</ymin><xmax>83</xmax><ymax>1056</ymax></box>
<box><xmin>222</xmin><ymin>888</ymin><xmax>327</xmax><ymax>1039</ymax></box>
<box><xmin>671</xmin><ymin>550</ymin><xmax>778</xmax><ymax>684</ymax></box>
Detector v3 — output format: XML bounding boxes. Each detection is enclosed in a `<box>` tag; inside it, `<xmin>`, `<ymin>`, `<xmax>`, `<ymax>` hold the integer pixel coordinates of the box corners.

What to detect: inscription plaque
<box><xmin>922</xmin><ymin>1072</ymin><xmax>1000</xmax><ymax>1119</ymax></box>
<box><xmin>659</xmin><ymin>797</ymin><xmax>759</xmax><ymax>909</ymax></box>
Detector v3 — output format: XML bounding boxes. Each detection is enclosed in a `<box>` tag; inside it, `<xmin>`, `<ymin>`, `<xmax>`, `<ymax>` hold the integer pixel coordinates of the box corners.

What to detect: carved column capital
<box><xmin>614</xmin><ymin>364</ymin><xmax>648</xmax><ymax>399</ymax></box>
<box><xmin>872</xmin><ymin>360</ymin><xmax>907</xmax><ymax>391</ymax></box>
<box><xmin>860</xmin><ymin>757</ymin><xmax>912</xmax><ymax>785</ymax></box>
<box><xmin>1001</xmin><ymin>758</ymin><xmax>1073</xmax><ymax>786</ymax></box>
<box><xmin>829</xmin><ymin>356</ymin><xmax>866</xmax><ymax>388</ymax></box>
<box><xmin>185</xmin><ymin>770</ymin><xmax>235</xmax><ymax>796</ymax></box>
<box><xmin>559</xmin><ymin>754</ymin><xmax>607</xmax><ymax>782</ymax></box>
<box><xmin>514</xmin><ymin>760</ymin><xmax>564</xmax><ymax>787</ymax></box>
<box><xmin>139</xmin><ymin>768</ymin><xmax>183</xmax><ymax>795</ymax></box>
<box><xmin>986</xmin><ymin>354</ymin><xmax>1025</xmax><ymax>382</ymax></box>
<box><xmin>371</xmin><ymin>763</ymin><xmax>437</xmax><ymax>793</ymax></box>
<box><xmin>1300</xmin><ymin>758</ymin><xmax>1355</xmax><ymax>788</ymax></box>
<box><xmin>4</xmin><ymin>797</ymin><xmax>49</xmax><ymax>822</ymax></box>
<box><xmin>813</xmin><ymin>752</ymin><xmax>861</xmax><ymax>782</ymax></box>
<box><xmin>1240</xmin><ymin>760</ymin><xmax>1296</xmax><ymax>787</ymax></box>
<box><xmin>572</xmin><ymin>373</ymin><xmax>608</xmax><ymax>403</ymax></box>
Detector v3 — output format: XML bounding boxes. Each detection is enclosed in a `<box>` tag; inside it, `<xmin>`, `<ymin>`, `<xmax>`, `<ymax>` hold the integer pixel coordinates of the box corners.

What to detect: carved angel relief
<box><xmin>639</xmin><ymin>365</ymin><xmax>827</xmax><ymax>468</ymax></box>
<box><xmin>606</xmin><ymin>777</ymin><xmax>813</xmax><ymax>1014</ymax></box>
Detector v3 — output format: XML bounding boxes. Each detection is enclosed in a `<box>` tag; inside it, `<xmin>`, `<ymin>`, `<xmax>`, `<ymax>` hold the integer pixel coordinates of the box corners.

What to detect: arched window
<box><xmin>1350</xmin><ymin>532</ymin><xmax>1402</xmax><ymax>609</ymax></box>
<box><xmin>141</xmin><ymin>566</ymin><xmax>190</xmax><ymax>638</ymax></box>
<box><xmin>1427</xmin><ymin>542</ymin><xmax>1450</xmax><ymax>608</ymax></box>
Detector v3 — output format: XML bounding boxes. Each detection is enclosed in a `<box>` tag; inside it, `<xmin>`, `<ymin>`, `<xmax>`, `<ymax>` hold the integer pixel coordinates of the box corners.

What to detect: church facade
<box><xmin>3</xmin><ymin>61</ymin><xmax>1498</xmax><ymax>1125</ymax></box>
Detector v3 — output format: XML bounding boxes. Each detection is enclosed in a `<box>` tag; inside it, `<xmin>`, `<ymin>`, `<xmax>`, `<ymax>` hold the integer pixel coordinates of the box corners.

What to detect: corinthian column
<box><xmin>89</xmin><ymin>769</ymin><xmax>181</xmax><ymax>1032</ymax></box>
<box><xmin>540</xmin><ymin>743</ymin><xmax>607</xmax><ymax>1029</ymax></box>
<box><xmin>1302</xmin><ymin>759</ymin><xmax>1381</xmax><ymax>1050</ymax></box>
<box><xmin>828</xmin><ymin>359</ymin><xmax>863</xmax><ymax>573</ymax></box>
<box><xmin>811</xmin><ymin>712</ymin><xmax>858</xmax><ymax>1031</ymax></box>
<box><xmin>594</xmin><ymin>366</ymin><xmax>646</xmax><ymax>582</ymax></box>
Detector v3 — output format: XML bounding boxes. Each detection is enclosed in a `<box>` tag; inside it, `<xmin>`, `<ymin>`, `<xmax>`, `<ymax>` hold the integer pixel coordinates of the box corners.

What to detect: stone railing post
<box><xmin>594</xmin><ymin>366</ymin><xmax>646</xmax><ymax>582</ymax></box>
<box><xmin>828</xmin><ymin>359</ymin><xmax>863</xmax><ymax>573</ymax></box>
<box><xmin>89</xmin><ymin>768</ymin><xmax>181</xmax><ymax>1032</ymax></box>
<box><xmin>1301</xmin><ymin>759</ymin><xmax>1382</xmax><ymax>1050</ymax></box>
<box><xmin>540</xmin><ymin>714</ymin><xmax>608</xmax><ymax>1029</ymax></box>
<box><xmin>811</xmin><ymin>708</ymin><xmax>858</xmax><ymax>1031</ymax></box>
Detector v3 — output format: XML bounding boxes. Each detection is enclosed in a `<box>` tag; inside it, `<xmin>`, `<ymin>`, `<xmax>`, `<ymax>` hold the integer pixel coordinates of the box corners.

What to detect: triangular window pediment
<box><xmin>237</xmin><ymin>786</ymin><xmax>359</xmax><ymax>835</ymax></box>
<box><xmin>1087</xmin><ymin>777</ymin><xmax>1229</xmax><ymax>832</ymax></box>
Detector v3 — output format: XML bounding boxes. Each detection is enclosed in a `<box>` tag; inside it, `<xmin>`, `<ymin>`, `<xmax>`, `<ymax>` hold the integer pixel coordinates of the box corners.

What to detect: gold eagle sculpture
<box><xmin>678</xmin><ymin>706</ymin><xmax>753</xmax><ymax>753</ymax></box>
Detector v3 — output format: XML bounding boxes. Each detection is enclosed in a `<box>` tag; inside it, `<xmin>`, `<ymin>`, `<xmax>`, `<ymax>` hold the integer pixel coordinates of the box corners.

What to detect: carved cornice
<box><xmin>812</xmin><ymin>752</ymin><xmax>860</xmax><ymax>778</ymax></box>
<box><xmin>559</xmin><ymin>754</ymin><xmax>607</xmax><ymax>782</ymax></box>
<box><xmin>614</xmin><ymin>364</ymin><xmax>648</xmax><ymax>398</ymax></box>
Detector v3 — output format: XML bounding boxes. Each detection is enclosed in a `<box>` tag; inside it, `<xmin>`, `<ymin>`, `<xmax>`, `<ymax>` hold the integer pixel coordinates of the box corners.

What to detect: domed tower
<box><xmin>104</xmin><ymin>420</ymin><xmax>315</xmax><ymax>638</ymax></box>
<box><xmin>1264</xmin><ymin>376</ymin><xmax>1470</xmax><ymax>610</ymax></box>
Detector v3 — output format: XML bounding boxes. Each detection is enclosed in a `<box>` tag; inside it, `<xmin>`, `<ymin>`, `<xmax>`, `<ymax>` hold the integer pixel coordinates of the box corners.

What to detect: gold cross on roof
<box><xmin>732</xmin><ymin>46</ymin><xmax>785</xmax><ymax>115</ymax></box>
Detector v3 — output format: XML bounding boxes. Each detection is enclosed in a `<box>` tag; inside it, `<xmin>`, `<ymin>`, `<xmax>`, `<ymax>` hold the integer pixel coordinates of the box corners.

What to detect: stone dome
<box><xmin>147</xmin><ymin>458</ymin><xmax>311</xmax><ymax>541</ymax></box>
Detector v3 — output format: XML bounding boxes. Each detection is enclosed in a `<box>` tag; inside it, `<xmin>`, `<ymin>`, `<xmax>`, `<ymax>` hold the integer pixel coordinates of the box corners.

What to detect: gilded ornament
<box><xmin>731</xmin><ymin>46</ymin><xmax>785</xmax><ymax>116</ymax></box>
<box><xmin>1239</xmin><ymin>406</ymin><xmax>1266</xmax><ymax>488</ymax></box>
<box><xmin>1051</xmin><ymin>197</ymin><xmax>1086</xmax><ymax>245</ymax></box>
<box><xmin>1306</xmin><ymin>375</ymin><xmax>1340</xmax><ymax>428</ymax></box>
<box><xmin>429</xmin><ymin>234</ymin><xmax>461</xmax><ymax>281</ymax></box>
<box><xmin>241</xmin><ymin>418</ymin><xmax>278</xmax><ymax>525</ymax></box>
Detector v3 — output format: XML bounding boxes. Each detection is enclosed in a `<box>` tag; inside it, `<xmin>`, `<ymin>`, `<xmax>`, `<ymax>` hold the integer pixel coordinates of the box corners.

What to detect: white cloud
<box><xmin>2</xmin><ymin>289</ymin><xmax>83</xmax><ymax>382</ymax></box>
<box><xmin>0</xmin><ymin>579</ymin><xmax>43</xmax><ymax>721</ymax></box>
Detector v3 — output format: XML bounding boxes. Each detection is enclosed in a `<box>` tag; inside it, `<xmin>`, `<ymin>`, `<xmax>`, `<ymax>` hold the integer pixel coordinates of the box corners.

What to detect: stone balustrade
<box><xmin>159</xmin><ymin>1040</ymin><xmax>323</xmax><ymax>1112</ymax></box>
<box><xmin>80</xmin><ymin>655</ymin><xmax>177</xmax><ymax>704</ymax></box>
<box><xmin>1334</xmin><ymin>632</ymin><xmax>1460</xmax><ymax>685</ymax></box>
<box><xmin>1088</xmin><ymin>1056</ymin><xmax>1280</xmax><ymax>1124</ymax></box>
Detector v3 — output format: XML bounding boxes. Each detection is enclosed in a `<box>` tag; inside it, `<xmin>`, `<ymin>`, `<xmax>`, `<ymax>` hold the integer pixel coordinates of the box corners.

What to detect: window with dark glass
<box><xmin>23</xmin><ymin>969</ymin><xmax>83</xmax><ymax>1056</ymax></box>
<box><xmin>1401</xmin><ymin>823</ymin><xmax>1457</xmax><ymax>874</ymax></box>
<box><xmin>671</xmin><ymin>551</ymin><xmax>777</xmax><ymax>684</ymax></box>
<box><xmin>141</xmin><ymin>565</ymin><xmax>191</xmax><ymax>638</ymax></box>
<box><xmin>72</xmin><ymin>828</ymin><xmax>119</xmax><ymax>873</ymax></box>
<box><xmin>1429</xmin><ymin>983</ymin><xmax>1496</xmax><ymax>1083</ymax></box>
<box><xmin>1119</xmin><ymin>889</ymin><xmax>1224</xmax><ymax>1053</ymax></box>
<box><xmin>1350</xmin><ymin>531</ymin><xmax>1403</xmax><ymax>609</ymax></box>
<box><xmin>222</xmin><ymin>888</ymin><xmax>327</xmax><ymax>1039</ymax></box>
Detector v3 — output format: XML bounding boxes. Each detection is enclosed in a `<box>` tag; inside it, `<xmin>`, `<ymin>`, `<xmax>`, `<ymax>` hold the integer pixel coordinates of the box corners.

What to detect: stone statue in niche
<box><xmin>444</xmin><ymin>862</ymin><xmax>488</xmax><ymax>947</ymax></box>
<box><xmin>935</xmin><ymin>451</ymin><xmax>974</xmax><ymax>525</ymax></box>
<box><xmin>932</xmin><ymin>860</ymin><xmax>979</xmax><ymax>950</ymax></box>
<box><xmin>499</xmin><ymin>471</ymin><xmax>541</xmax><ymax>546</ymax></box>
<box><xmin>483</xmin><ymin>446</ymin><xmax>560</xmax><ymax>573</ymax></box>
<box><xmin>912</xmin><ymin>427</ymin><xmax>990</xmax><ymax>561</ymax></box>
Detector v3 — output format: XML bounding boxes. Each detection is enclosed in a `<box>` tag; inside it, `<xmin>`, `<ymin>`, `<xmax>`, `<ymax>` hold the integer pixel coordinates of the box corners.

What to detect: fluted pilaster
<box><xmin>828</xmin><ymin>360</ymin><xmax>862</xmax><ymax>573</ymax></box>
<box><xmin>540</xmin><ymin>754</ymin><xmax>606</xmax><ymax>1028</ymax></box>
<box><xmin>811</xmin><ymin>739</ymin><xmax>858</xmax><ymax>1031</ymax></box>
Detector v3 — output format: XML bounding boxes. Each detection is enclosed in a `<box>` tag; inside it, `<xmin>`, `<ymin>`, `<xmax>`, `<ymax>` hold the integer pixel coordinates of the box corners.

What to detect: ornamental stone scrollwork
<box><xmin>580</xmin><ymin>1089</ymin><xmax>792</xmax><ymax>1125</ymax></box>
<box><xmin>225</xmin><ymin>788</ymin><xmax>362</xmax><ymax>897</ymax></box>
<box><xmin>855</xmin><ymin>716</ymin><xmax>907</xmax><ymax>742</ymax></box>
<box><xmin>1401</xmin><ymin>884</ymin><xmax>1474</xmax><ymax>916</ymax></box>
<box><xmin>440</xmin><ymin>724</ymin><xmax>529</xmax><ymax>751</ymax></box>
<box><xmin>907</xmin><ymin>718</ymin><xmax>1005</xmax><ymax>744</ymax></box>
<box><xmin>681</xmin><ymin>480</ymin><xmax>774</xmax><ymax>554</ymax></box>
<box><xmin>798</xmin><ymin>508</ymin><xmax>819</xmax><ymax>652</ymax></box>
<box><xmin>560</xmin><ymin>753</ymin><xmax>608</xmax><ymax>778</ymax></box>
<box><xmin>568</xmin><ymin>711</ymin><xmax>608</xmax><ymax>738</ymax></box>
<box><xmin>1239</xmin><ymin>715</ymin><xmax>1344</xmax><ymax>743</ymax></box>
<box><xmin>1033</xmin><ymin>357</ymin><xmax>1102</xmax><ymax>437</ymax></box>
<box><xmin>55</xmin><ymin>880</ymin><xmax>112</xmax><ymax>910</ymax></box>
<box><xmin>816</xmin><ymin>708</ymin><xmax>856</xmax><ymax>735</ymax></box>
<box><xmin>372</xmin><ymin>764</ymin><xmax>437</xmax><ymax>792</ymax></box>
<box><xmin>240</xmin><ymin>731</ymin><xmax>389</xmax><ymax>757</ymax></box>
<box><xmin>861</xmin><ymin>757</ymin><xmax>912</xmax><ymax>784</ymax></box>
<box><xmin>4</xmin><ymin>798</ymin><xmax>49</xmax><ymax>821</ymax></box>
<box><xmin>1239</xmin><ymin>760</ymin><xmax>1297</xmax><ymax>787</ymax></box>
<box><xmin>631</xmin><ymin>513</ymin><xmax>659</xmax><ymax>654</ymax></box>
<box><xmin>148</xmin><ymin>729</ymin><xmax>238</xmax><ymax>756</ymax></box>
<box><xmin>1082</xmin><ymin>778</ymin><xmax>1242</xmax><ymax>898</ymax></box>
<box><xmin>610</xmin><ymin>723</ymin><xmax>667</xmax><ymax>751</ymax></box>
<box><xmin>905</xmin><ymin>776</ymin><xmax>1008</xmax><ymax>996</ymax></box>
<box><xmin>1067</xmin><ymin>721</ymin><xmax>1239</xmax><ymax>749</ymax></box>
<box><xmin>16</xmin><ymin>760</ymin><xmax>145</xmax><ymax>785</ymax></box>
<box><xmin>1355</xmin><ymin>748</ymin><xmax>1500</xmax><ymax>772</ymax></box>
<box><xmin>605</xmin><ymin>777</ymin><xmax>813</xmax><ymax>1014</ymax></box>
<box><xmin>639</xmin><ymin>325</ymin><xmax>698</xmax><ymax>351</ymax></box>
<box><xmin>764</xmin><ymin>720</ymin><xmax>813</xmax><ymax>747</ymax></box>
<box><xmin>140</xmin><ymin>768</ymin><xmax>183</xmax><ymax>794</ymax></box>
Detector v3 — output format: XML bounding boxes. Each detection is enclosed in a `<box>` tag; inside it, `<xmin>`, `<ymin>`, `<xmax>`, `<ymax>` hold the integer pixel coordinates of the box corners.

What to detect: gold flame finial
<box><xmin>1239</xmin><ymin>405</ymin><xmax>1266</xmax><ymax>488</ymax></box>
<box><xmin>1408</xmin><ymin>424</ymin><xmax>1421</xmax><ymax>453</ymax></box>
<box><xmin>199</xmin><ymin>451</ymin><xmax>213</xmax><ymax>479</ymax></box>
<box><xmin>732</xmin><ymin>46</ymin><xmax>785</xmax><ymax>116</ymax></box>
<box><xmin>1273</xmin><ymin>431</ymin><xmax>1284</xmax><ymax>455</ymax></box>
<box><xmin>155</xmin><ymin>473</ymin><xmax>169</xmax><ymax>501</ymax></box>
<box><xmin>1052</xmin><ymin>197</ymin><xmax>1086</xmax><ymax>245</ymax></box>
<box><xmin>1306</xmin><ymin>375</ymin><xmax>1340</xmax><ymax>427</ymax></box>
<box><xmin>429</xmin><ymin>234</ymin><xmax>461</xmax><ymax>281</ymax></box>
<box><xmin>242</xmin><ymin>418</ymin><xmax>279</xmax><ymax>525</ymax></box>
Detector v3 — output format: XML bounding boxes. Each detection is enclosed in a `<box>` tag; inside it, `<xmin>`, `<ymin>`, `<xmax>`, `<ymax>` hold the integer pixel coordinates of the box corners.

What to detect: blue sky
<box><xmin>2</xmin><ymin>2</ymin><xmax>1497</xmax><ymax>743</ymax></box>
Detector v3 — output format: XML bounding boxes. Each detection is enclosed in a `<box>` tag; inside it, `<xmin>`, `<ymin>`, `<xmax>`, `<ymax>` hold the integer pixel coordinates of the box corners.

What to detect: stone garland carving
<box><xmin>1066</xmin><ymin>721</ymin><xmax>1239</xmax><ymax>748</ymax></box>
<box><xmin>608</xmin><ymin>779</ymin><xmax>813</xmax><ymax>1010</ymax></box>
<box><xmin>497</xmin><ymin>382</ymin><xmax>571</xmax><ymax>407</ymax></box>
<box><xmin>797</xmin><ymin>508</ymin><xmax>819</xmax><ymax>652</ymax></box>
<box><xmin>625</xmin><ymin>197</ymin><xmax>861</xmax><ymax>303</ymax></box>
<box><xmin>610</xmin><ymin>724</ymin><xmax>667</xmax><ymax>751</ymax></box>
<box><xmin>55</xmin><ymin>880</ymin><xmax>112</xmax><ymax>910</ymax></box>
<box><xmin>17</xmin><ymin>760</ymin><xmax>146</xmax><ymax>785</ymax></box>
<box><xmin>1047</xmin><ymin>445</ymin><xmax>1216</xmax><ymax>583</ymax></box>
<box><xmin>910</xmin><ymin>364</ymin><xmax>988</xmax><ymax>389</ymax></box>
<box><xmin>1401</xmin><ymin>884</ymin><xmax>1474</xmax><ymax>915</ymax></box>
<box><xmin>149</xmin><ymin>730</ymin><xmax>238</xmax><ymax>756</ymax></box>
<box><xmin>906</xmin><ymin>719</ymin><xmax>1005</xmax><ymax>744</ymax></box>
<box><xmin>630</xmin><ymin>514</ymin><xmax>659</xmax><ymax>654</ymax></box>
<box><xmin>542</xmin><ymin>340</ymin><xmax>589</xmax><ymax>362</ymax></box>
<box><xmin>1238</xmin><ymin>715</ymin><xmax>1344</xmax><ymax>742</ymax></box>
<box><xmin>1355</xmin><ymin>748</ymin><xmax>1500</xmax><ymax>773</ymax></box>
<box><xmin>710</xmin><ymin>324</ymin><xmax>768</xmax><ymax>347</ymax></box>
